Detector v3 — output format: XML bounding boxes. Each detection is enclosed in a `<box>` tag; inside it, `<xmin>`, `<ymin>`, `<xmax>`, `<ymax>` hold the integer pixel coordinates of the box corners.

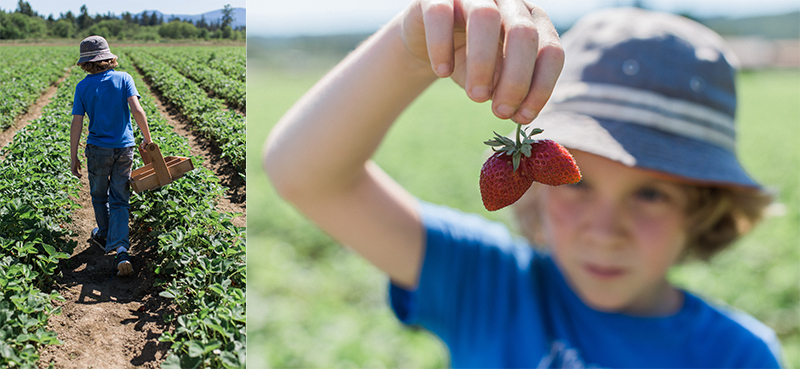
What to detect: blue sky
<box><xmin>0</xmin><ymin>0</ymin><xmax>245</xmax><ymax>18</ymax></box>
<box><xmin>248</xmin><ymin>0</ymin><xmax>800</xmax><ymax>36</ymax></box>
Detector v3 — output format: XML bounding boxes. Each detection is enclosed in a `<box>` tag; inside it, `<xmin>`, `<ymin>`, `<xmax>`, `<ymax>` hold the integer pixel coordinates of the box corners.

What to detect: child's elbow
<box><xmin>262</xmin><ymin>140</ymin><xmax>305</xmax><ymax>203</ymax></box>
<box><xmin>133</xmin><ymin>105</ymin><xmax>147</xmax><ymax>117</ymax></box>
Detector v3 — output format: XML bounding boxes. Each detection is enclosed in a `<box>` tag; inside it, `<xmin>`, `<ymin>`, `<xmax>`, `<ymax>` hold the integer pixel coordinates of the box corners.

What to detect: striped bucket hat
<box><xmin>77</xmin><ymin>35</ymin><xmax>117</xmax><ymax>65</ymax></box>
<box><xmin>532</xmin><ymin>7</ymin><xmax>760</xmax><ymax>188</ymax></box>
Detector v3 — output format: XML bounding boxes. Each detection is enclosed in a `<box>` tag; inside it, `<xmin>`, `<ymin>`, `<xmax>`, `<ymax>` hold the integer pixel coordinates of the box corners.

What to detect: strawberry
<box><xmin>524</xmin><ymin>139</ymin><xmax>582</xmax><ymax>186</ymax></box>
<box><xmin>480</xmin><ymin>125</ymin><xmax>581</xmax><ymax>211</ymax></box>
<box><xmin>480</xmin><ymin>151</ymin><xmax>535</xmax><ymax>211</ymax></box>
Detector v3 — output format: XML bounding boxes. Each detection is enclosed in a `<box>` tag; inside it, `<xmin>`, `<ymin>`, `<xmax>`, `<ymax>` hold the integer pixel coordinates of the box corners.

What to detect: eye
<box><xmin>635</xmin><ymin>187</ymin><xmax>668</xmax><ymax>203</ymax></box>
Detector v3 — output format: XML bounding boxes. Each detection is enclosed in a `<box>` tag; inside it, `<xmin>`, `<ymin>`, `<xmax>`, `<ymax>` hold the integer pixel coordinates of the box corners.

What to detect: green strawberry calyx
<box><xmin>483</xmin><ymin>124</ymin><xmax>544</xmax><ymax>172</ymax></box>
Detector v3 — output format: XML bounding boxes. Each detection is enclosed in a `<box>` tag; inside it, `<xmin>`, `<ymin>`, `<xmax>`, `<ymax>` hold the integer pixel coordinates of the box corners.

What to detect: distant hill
<box><xmin>137</xmin><ymin>8</ymin><xmax>246</xmax><ymax>29</ymax></box>
<box><xmin>699</xmin><ymin>11</ymin><xmax>800</xmax><ymax>39</ymax></box>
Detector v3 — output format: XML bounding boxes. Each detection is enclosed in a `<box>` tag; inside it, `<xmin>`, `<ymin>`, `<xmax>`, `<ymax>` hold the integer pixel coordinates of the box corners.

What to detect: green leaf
<box><xmin>520</xmin><ymin>144</ymin><xmax>532</xmax><ymax>157</ymax></box>
<box><xmin>42</xmin><ymin>244</ymin><xmax>56</xmax><ymax>256</ymax></box>
<box><xmin>187</xmin><ymin>341</ymin><xmax>205</xmax><ymax>357</ymax></box>
<box><xmin>208</xmin><ymin>284</ymin><xmax>225</xmax><ymax>296</ymax></box>
<box><xmin>160</xmin><ymin>354</ymin><xmax>181</xmax><ymax>369</ymax></box>
<box><xmin>181</xmin><ymin>354</ymin><xmax>203</xmax><ymax>369</ymax></box>
<box><xmin>0</xmin><ymin>341</ymin><xmax>16</xmax><ymax>359</ymax></box>
<box><xmin>159</xmin><ymin>290</ymin><xmax>176</xmax><ymax>299</ymax></box>
<box><xmin>220</xmin><ymin>351</ymin><xmax>241</xmax><ymax>368</ymax></box>
<box><xmin>203</xmin><ymin>340</ymin><xmax>222</xmax><ymax>354</ymax></box>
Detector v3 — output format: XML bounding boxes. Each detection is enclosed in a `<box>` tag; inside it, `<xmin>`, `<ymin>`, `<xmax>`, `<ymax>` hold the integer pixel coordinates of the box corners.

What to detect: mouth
<box><xmin>583</xmin><ymin>263</ymin><xmax>627</xmax><ymax>280</ymax></box>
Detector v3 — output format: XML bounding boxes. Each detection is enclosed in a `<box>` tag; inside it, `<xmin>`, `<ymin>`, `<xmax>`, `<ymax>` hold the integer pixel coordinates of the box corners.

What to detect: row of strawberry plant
<box><xmin>143</xmin><ymin>47</ymin><xmax>245</xmax><ymax>111</ymax></box>
<box><xmin>115</xmin><ymin>53</ymin><xmax>246</xmax><ymax>369</ymax></box>
<box><xmin>0</xmin><ymin>46</ymin><xmax>74</xmax><ymax>130</ymax></box>
<box><xmin>161</xmin><ymin>46</ymin><xmax>245</xmax><ymax>82</ymax></box>
<box><xmin>125</xmin><ymin>48</ymin><xmax>246</xmax><ymax>177</ymax></box>
<box><xmin>0</xmin><ymin>64</ymin><xmax>83</xmax><ymax>368</ymax></box>
<box><xmin>207</xmin><ymin>49</ymin><xmax>245</xmax><ymax>83</ymax></box>
<box><xmin>205</xmin><ymin>48</ymin><xmax>245</xmax><ymax>82</ymax></box>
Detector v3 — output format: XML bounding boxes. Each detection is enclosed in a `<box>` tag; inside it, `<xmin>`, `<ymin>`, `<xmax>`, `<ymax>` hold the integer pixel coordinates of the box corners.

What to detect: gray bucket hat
<box><xmin>77</xmin><ymin>35</ymin><xmax>117</xmax><ymax>64</ymax></box>
<box><xmin>532</xmin><ymin>7</ymin><xmax>760</xmax><ymax>189</ymax></box>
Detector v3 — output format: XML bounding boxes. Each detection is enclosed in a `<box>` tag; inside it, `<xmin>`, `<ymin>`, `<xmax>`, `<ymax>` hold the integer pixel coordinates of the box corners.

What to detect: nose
<box><xmin>581</xmin><ymin>198</ymin><xmax>627</xmax><ymax>248</ymax></box>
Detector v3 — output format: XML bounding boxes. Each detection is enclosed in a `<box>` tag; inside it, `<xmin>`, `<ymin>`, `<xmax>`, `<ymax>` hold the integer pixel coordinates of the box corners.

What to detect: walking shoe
<box><xmin>115</xmin><ymin>252</ymin><xmax>133</xmax><ymax>276</ymax></box>
<box><xmin>90</xmin><ymin>227</ymin><xmax>106</xmax><ymax>248</ymax></box>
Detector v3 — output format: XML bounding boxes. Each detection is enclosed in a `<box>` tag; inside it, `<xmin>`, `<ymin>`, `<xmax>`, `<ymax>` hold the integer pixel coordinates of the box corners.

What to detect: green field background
<box><xmin>247</xmin><ymin>50</ymin><xmax>800</xmax><ymax>367</ymax></box>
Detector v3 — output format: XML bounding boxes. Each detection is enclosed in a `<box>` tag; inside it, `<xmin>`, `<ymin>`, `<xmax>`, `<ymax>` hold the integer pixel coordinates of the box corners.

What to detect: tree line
<box><xmin>0</xmin><ymin>1</ymin><xmax>244</xmax><ymax>41</ymax></box>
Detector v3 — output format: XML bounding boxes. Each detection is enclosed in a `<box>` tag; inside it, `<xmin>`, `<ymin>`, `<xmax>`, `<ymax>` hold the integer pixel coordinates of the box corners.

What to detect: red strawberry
<box><xmin>524</xmin><ymin>139</ymin><xmax>582</xmax><ymax>186</ymax></box>
<box><xmin>480</xmin><ymin>151</ymin><xmax>535</xmax><ymax>211</ymax></box>
<box><xmin>480</xmin><ymin>125</ymin><xmax>581</xmax><ymax>211</ymax></box>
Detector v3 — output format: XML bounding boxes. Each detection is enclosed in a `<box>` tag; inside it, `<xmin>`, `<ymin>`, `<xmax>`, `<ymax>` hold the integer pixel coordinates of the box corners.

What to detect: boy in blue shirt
<box><xmin>70</xmin><ymin>35</ymin><xmax>153</xmax><ymax>277</ymax></box>
<box><xmin>264</xmin><ymin>1</ymin><xmax>784</xmax><ymax>367</ymax></box>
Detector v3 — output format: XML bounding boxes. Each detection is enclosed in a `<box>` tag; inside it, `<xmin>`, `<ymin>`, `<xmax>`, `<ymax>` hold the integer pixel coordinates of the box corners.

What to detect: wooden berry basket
<box><xmin>130</xmin><ymin>142</ymin><xmax>194</xmax><ymax>193</ymax></box>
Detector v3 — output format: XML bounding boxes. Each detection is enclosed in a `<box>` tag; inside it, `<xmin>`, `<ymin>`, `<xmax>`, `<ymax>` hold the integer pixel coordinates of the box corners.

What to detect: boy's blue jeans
<box><xmin>85</xmin><ymin>144</ymin><xmax>134</xmax><ymax>253</ymax></box>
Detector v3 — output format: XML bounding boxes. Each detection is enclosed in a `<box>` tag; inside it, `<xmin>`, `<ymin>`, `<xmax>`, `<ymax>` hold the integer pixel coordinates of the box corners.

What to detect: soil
<box><xmin>29</xmin><ymin>58</ymin><xmax>246</xmax><ymax>368</ymax></box>
<box><xmin>38</xmin><ymin>176</ymin><xmax>176</xmax><ymax>368</ymax></box>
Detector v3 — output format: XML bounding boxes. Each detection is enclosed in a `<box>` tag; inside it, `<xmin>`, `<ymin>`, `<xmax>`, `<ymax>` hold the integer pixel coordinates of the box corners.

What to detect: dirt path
<box><xmin>37</xmin><ymin>61</ymin><xmax>246</xmax><ymax>368</ymax></box>
<box><xmin>38</xmin><ymin>173</ymin><xmax>175</xmax><ymax>368</ymax></box>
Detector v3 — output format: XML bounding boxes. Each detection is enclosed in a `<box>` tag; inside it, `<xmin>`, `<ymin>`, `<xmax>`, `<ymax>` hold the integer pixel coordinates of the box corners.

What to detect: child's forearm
<box><xmin>264</xmin><ymin>15</ymin><xmax>437</xmax><ymax>200</ymax></box>
<box><xmin>70</xmin><ymin>115</ymin><xmax>83</xmax><ymax>159</ymax></box>
<box><xmin>133</xmin><ymin>110</ymin><xmax>152</xmax><ymax>143</ymax></box>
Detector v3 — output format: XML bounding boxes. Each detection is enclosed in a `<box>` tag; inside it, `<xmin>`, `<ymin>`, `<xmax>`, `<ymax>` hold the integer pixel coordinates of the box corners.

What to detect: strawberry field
<box><xmin>128</xmin><ymin>47</ymin><xmax>246</xmax><ymax>176</ymax></box>
<box><xmin>0</xmin><ymin>46</ymin><xmax>73</xmax><ymax>130</ymax></box>
<box><xmin>248</xmin><ymin>49</ymin><xmax>800</xmax><ymax>368</ymax></box>
<box><xmin>0</xmin><ymin>44</ymin><xmax>245</xmax><ymax>369</ymax></box>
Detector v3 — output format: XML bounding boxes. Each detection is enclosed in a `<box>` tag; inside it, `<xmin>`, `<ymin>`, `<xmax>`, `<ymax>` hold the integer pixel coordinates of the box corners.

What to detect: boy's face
<box><xmin>540</xmin><ymin>151</ymin><xmax>690</xmax><ymax>315</ymax></box>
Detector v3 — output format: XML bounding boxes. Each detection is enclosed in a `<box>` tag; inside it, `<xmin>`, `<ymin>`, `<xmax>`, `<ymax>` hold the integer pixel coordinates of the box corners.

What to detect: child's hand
<box><xmin>400</xmin><ymin>0</ymin><xmax>564</xmax><ymax>123</ymax></box>
<box><xmin>70</xmin><ymin>157</ymin><xmax>82</xmax><ymax>178</ymax></box>
<box><xmin>139</xmin><ymin>139</ymin><xmax>152</xmax><ymax>152</ymax></box>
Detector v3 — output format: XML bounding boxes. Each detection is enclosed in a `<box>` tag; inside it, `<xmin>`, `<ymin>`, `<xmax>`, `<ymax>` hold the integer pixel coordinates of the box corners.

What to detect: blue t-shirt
<box><xmin>390</xmin><ymin>202</ymin><xmax>784</xmax><ymax>368</ymax></box>
<box><xmin>72</xmin><ymin>69</ymin><xmax>139</xmax><ymax>148</ymax></box>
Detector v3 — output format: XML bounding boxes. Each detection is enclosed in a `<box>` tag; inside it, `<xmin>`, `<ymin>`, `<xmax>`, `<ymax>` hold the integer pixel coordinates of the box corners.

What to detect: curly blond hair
<box><xmin>513</xmin><ymin>183</ymin><xmax>773</xmax><ymax>261</ymax></box>
<box><xmin>78</xmin><ymin>58</ymin><xmax>119</xmax><ymax>74</ymax></box>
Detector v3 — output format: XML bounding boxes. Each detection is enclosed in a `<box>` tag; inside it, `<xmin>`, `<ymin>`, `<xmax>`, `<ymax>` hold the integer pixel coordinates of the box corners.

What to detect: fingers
<box><xmin>422</xmin><ymin>0</ymin><xmax>455</xmax><ymax>77</ymax></box>
<box><xmin>491</xmin><ymin>2</ymin><xmax>563</xmax><ymax>123</ymax></box>
<box><xmin>510</xmin><ymin>6</ymin><xmax>563</xmax><ymax>123</ymax></box>
<box><xmin>491</xmin><ymin>2</ymin><xmax>538</xmax><ymax>121</ymax></box>
<box><xmin>452</xmin><ymin>0</ymin><xmax>563</xmax><ymax>122</ymax></box>
<box><xmin>513</xmin><ymin>40</ymin><xmax>563</xmax><ymax>123</ymax></box>
<box><xmin>416</xmin><ymin>0</ymin><xmax>564</xmax><ymax>120</ymax></box>
<box><xmin>71</xmin><ymin>162</ymin><xmax>82</xmax><ymax>178</ymax></box>
<box><xmin>462</xmin><ymin>0</ymin><xmax>501</xmax><ymax>102</ymax></box>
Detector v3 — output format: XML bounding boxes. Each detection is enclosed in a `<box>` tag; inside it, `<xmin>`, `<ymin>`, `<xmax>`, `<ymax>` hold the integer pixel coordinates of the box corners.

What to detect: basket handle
<box><xmin>145</xmin><ymin>142</ymin><xmax>173</xmax><ymax>186</ymax></box>
<box><xmin>138</xmin><ymin>143</ymin><xmax>152</xmax><ymax>165</ymax></box>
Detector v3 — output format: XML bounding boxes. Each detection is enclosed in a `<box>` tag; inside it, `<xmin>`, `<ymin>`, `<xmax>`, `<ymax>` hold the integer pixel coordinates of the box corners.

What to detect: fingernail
<box><xmin>436</xmin><ymin>64</ymin><xmax>450</xmax><ymax>76</ymax></box>
<box><xmin>496</xmin><ymin>104</ymin><xmax>515</xmax><ymax>118</ymax></box>
<box><xmin>470</xmin><ymin>86</ymin><xmax>490</xmax><ymax>101</ymax></box>
<box><xmin>519</xmin><ymin>109</ymin><xmax>537</xmax><ymax>122</ymax></box>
